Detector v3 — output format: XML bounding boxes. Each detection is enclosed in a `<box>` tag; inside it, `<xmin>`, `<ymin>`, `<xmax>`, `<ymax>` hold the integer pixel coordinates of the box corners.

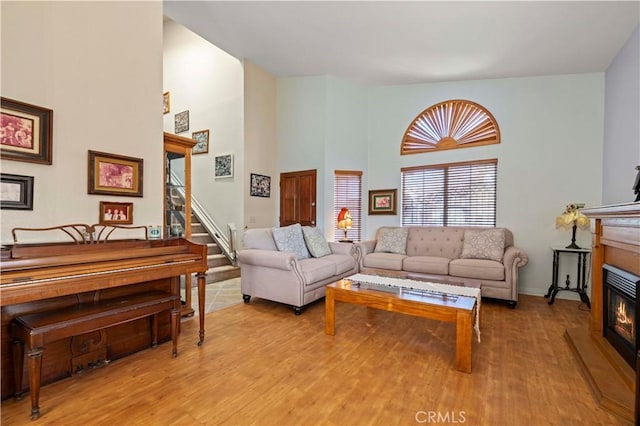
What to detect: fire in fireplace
<box><xmin>603</xmin><ymin>264</ymin><xmax>640</xmax><ymax>369</ymax></box>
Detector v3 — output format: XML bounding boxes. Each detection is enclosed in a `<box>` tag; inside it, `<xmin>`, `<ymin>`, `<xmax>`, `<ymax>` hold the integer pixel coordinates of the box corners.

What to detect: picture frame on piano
<box><xmin>0</xmin><ymin>97</ymin><xmax>53</xmax><ymax>165</ymax></box>
<box><xmin>99</xmin><ymin>201</ymin><xmax>133</xmax><ymax>225</ymax></box>
<box><xmin>88</xmin><ymin>150</ymin><xmax>143</xmax><ymax>197</ymax></box>
<box><xmin>0</xmin><ymin>173</ymin><xmax>34</xmax><ymax>210</ymax></box>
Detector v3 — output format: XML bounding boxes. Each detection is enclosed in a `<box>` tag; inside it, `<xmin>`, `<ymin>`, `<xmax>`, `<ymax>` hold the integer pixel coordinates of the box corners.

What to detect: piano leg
<box><xmin>27</xmin><ymin>348</ymin><xmax>44</xmax><ymax>420</ymax></box>
<box><xmin>171</xmin><ymin>307</ymin><xmax>179</xmax><ymax>357</ymax></box>
<box><xmin>11</xmin><ymin>337</ymin><xmax>24</xmax><ymax>400</ymax></box>
<box><xmin>197</xmin><ymin>271</ymin><xmax>207</xmax><ymax>345</ymax></box>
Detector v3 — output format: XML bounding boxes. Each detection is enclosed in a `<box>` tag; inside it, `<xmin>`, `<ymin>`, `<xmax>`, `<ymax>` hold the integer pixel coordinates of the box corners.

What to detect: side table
<box><xmin>544</xmin><ymin>247</ymin><xmax>591</xmax><ymax>308</ymax></box>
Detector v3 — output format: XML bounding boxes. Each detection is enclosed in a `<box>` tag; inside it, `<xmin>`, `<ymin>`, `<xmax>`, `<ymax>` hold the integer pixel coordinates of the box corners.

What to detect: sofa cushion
<box><xmin>243</xmin><ymin>228</ymin><xmax>278</xmax><ymax>251</ymax></box>
<box><xmin>406</xmin><ymin>227</ymin><xmax>465</xmax><ymax>258</ymax></box>
<box><xmin>302</xmin><ymin>226</ymin><xmax>331</xmax><ymax>258</ymax></box>
<box><xmin>363</xmin><ymin>252</ymin><xmax>406</xmax><ymax>270</ymax></box>
<box><xmin>298</xmin><ymin>258</ymin><xmax>336</xmax><ymax>284</ymax></box>
<box><xmin>272</xmin><ymin>223</ymin><xmax>310</xmax><ymax>260</ymax></box>
<box><xmin>461</xmin><ymin>228</ymin><xmax>505</xmax><ymax>261</ymax></box>
<box><xmin>323</xmin><ymin>253</ymin><xmax>356</xmax><ymax>275</ymax></box>
<box><xmin>403</xmin><ymin>256</ymin><xmax>450</xmax><ymax>275</ymax></box>
<box><xmin>449</xmin><ymin>258</ymin><xmax>505</xmax><ymax>281</ymax></box>
<box><xmin>374</xmin><ymin>227</ymin><xmax>409</xmax><ymax>254</ymax></box>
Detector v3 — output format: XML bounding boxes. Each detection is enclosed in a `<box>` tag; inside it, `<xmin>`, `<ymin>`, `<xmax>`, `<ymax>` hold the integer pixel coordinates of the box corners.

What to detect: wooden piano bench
<box><xmin>11</xmin><ymin>290</ymin><xmax>180</xmax><ymax>420</ymax></box>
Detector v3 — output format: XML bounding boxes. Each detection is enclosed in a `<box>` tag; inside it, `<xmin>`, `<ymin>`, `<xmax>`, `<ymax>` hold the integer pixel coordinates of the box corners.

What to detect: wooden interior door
<box><xmin>280</xmin><ymin>169</ymin><xmax>317</xmax><ymax>227</ymax></box>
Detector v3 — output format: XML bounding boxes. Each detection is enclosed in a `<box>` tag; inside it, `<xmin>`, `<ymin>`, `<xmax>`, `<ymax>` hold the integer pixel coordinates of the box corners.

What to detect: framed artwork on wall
<box><xmin>0</xmin><ymin>173</ymin><xmax>34</xmax><ymax>210</ymax></box>
<box><xmin>214</xmin><ymin>153</ymin><xmax>233</xmax><ymax>178</ymax></box>
<box><xmin>99</xmin><ymin>201</ymin><xmax>133</xmax><ymax>225</ymax></box>
<box><xmin>368</xmin><ymin>189</ymin><xmax>397</xmax><ymax>215</ymax></box>
<box><xmin>192</xmin><ymin>129</ymin><xmax>209</xmax><ymax>155</ymax></box>
<box><xmin>0</xmin><ymin>97</ymin><xmax>53</xmax><ymax>165</ymax></box>
<box><xmin>250</xmin><ymin>173</ymin><xmax>271</xmax><ymax>197</ymax></box>
<box><xmin>174</xmin><ymin>110</ymin><xmax>189</xmax><ymax>133</ymax></box>
<box><xmin>87</xmin><ymin>150</ymin><xmax>143</xmax><ymax>197</ymax></box>
<box><xmin>163</xmin><ymin>92</ymin><xmax>170</xmax><ymax>114</ymax></box>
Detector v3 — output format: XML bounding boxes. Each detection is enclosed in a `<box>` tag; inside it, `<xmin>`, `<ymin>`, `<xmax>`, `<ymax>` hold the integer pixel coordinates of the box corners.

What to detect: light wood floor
<box><xmin>1</xmin><ymin>294</ymin><xmax>630</xmax><ymax>425</ymax></box>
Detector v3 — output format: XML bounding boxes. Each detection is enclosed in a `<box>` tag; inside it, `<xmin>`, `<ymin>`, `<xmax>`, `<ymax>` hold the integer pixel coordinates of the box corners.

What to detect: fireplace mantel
<box><xmin>565</xmin><ymin>201</ymin><xmax>640</xmax><ymax>421</ymax></box>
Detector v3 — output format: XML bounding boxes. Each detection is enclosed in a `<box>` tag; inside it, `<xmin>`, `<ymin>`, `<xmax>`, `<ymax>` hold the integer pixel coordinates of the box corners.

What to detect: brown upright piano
<box><xmin>0</xmin><ymin>224</ymin><xmax>207</xmax><ymax>401</ymax></box>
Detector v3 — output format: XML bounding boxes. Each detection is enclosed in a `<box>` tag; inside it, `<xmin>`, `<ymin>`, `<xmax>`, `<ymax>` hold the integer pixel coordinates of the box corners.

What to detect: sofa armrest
<box><xmin>502</xmin><ymin>245</ymin><xmax>529</xmax><ymax>302</ymax></box>
<box><xmin>237</xmin><ymin>249</ymin><xmax>297</xmax><ymax>271</ymax></box>
<box><xmin>328</xmin><ymin>242</ymin><xmax>355</xmax><ymax>256</ymax></box>
<box><xmin>358</xmin><ymin>240</ymin><xmax>377</xmax><ymax>255</ymax></box>
<box><xmin>503</xmin><ymin>246</ymin><xmax>528</xmax><ymax>269</ymax></box>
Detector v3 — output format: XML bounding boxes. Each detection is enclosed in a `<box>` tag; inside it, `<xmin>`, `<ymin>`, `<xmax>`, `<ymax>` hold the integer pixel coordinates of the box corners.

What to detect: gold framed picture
<box><xmin>99</xmin><ymin>201</ymin><xmax>133</xmax><ymax>225</ymax></box>
<box><xmin>1</xmin><ymin>97</ymin><xmax>53</xmax><ymax>165</ymax></box>
<box><xmin>88</xmin><ymin>150</ymin><xmax>143</xmax><ymax>197</ymax></box>
<box><xmin>368</xmin><ymin>189</ymin><xmax>397</xmax><ymax>215</ymax></box>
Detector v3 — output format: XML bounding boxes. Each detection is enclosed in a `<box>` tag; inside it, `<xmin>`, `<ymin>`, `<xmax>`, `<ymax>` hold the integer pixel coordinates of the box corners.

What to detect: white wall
<box><xmin>1</xmin><ymin>1</ymin><xmax>163</xmax><ymax>244</ymax></box>
<box><xmin>163</xmin><ymin>19</ymin><xmax>245</xmax><ymax>236</ymax></box>
<box><xmin>244</xmin><ymin>60</ymin><xmax>277</xmax><ymax>230</ymax></box>
<box><xmin>279</xmin><ymin>73</ymin><xmax>604</xmax><ymax>298</ymax></box>
<box><xmin>603</xmin><ymin>25</ymin><xmax>640</xmax><ymax>204</ymax></box>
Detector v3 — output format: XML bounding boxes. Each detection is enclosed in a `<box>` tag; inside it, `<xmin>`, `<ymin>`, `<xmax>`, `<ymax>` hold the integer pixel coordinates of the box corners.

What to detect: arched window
<box><xmin>400</xmin><ymin>99</ymin><xmax>500</xmax><ymax>155</ymax></box>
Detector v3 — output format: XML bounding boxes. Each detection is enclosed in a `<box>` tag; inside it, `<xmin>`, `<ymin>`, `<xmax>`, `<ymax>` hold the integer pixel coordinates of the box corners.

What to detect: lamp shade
<box><xmin>337</xmin><ymin>208</ymin><xmax>352</xmax><ymax>230</ymax></box>
<box><xmin>555</xmin><ymin>203</ymin><xmax>589</xmax><ymax>230</ymax></box>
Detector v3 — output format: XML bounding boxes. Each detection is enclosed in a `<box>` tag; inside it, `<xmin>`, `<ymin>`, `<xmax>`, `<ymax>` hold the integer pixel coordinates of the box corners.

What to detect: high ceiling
<box><xmin>163</xmin><ymin>1</ymin><xmax>640</xmax><ymax>86</ymax></box>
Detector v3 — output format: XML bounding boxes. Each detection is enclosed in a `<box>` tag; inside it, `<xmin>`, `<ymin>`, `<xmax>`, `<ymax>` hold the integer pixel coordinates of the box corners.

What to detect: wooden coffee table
<box><xmin>325</xmin><ymin>276</ymin><xmax>478</xmax><ymax>373</ymax></box>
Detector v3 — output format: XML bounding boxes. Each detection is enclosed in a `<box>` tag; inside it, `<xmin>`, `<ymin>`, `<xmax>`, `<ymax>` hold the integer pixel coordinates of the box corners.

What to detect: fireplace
<box><xmin>603</xmin><ymin>264</ymin><xmax>640</xmax><ymax>369</ymax></box>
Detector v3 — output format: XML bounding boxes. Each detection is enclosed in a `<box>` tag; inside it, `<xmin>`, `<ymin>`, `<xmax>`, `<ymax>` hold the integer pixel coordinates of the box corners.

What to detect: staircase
<box><xmin>190</xmin><ymin>217</ymin><xmax>240</xmax><ymax>284</ymax></box>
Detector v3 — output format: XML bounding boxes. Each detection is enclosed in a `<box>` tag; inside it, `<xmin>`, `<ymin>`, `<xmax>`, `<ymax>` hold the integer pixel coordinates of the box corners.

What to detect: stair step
<box><xmin>191</xmin><ymin>233</ymin><xmax>214</xmax><ymax>244</ymax></box>
<box><xmin>191</xmin><ymin>223</ymin><xmax>206</xmax><ymax>233</ymax></box>
<box><xmin>208</xmin><ymin>253</ymin><xmax>231</xmax><ymax>268</ymax></box>
<box><xmin>206</xmin><ymin>242</ymin><xmax>221</xmax><ymax>255</ymax></box>
<box><xmin>206</xmin><ymin>265</ymin><xmax>241</xmax><ymax>283</ymax></box>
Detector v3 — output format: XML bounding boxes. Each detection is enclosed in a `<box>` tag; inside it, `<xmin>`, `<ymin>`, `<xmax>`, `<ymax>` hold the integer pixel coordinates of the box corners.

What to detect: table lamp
<box><xmin>555</xmin><ymin>203</ymin><xmax>589</xmax><ymax>249</ymax></box>
<box><xmin>337</xmin><ymin>208</ymin><xmax>352</xmax><ymax>242</ymax></box>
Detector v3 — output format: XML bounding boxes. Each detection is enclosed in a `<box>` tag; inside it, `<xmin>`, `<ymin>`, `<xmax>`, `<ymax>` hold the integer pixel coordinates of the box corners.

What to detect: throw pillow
<box><xmin>460</xmin><ymin>229</ymin><xmax>505</xmax><ymax>261</ymax></box>
<box><xmin>302</xmin><ymin>226</ymin><xmax>331</xmax><ymax>258</ymax></box>
<box><xmin>272</xmin><ymin>223</ymin><xmax>311</xmax><ymax>260</ymax></box>
<box><xmin>374</xmin><ymin>227</ymin><xmax>409</xmax><ymax>254</ymax></box>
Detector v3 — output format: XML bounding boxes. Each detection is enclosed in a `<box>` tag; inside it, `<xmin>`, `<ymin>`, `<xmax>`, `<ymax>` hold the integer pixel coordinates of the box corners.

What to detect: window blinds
<box><xmin>401</xmin><ymin>159</ymin><xmax>497</xmax><ymax>227</ymax></box>
<box><xmin>334</xmin><ymin>171</ymin><xmax>362</xmax><ymax>242</ymax></box>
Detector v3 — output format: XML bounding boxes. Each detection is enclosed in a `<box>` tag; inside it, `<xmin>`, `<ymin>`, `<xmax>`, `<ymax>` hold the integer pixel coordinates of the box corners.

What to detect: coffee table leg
<box><xmin>455</xmin><ymin>310</ymin><xmax>472</xmax><ymax>373</ymax></box>
<box><xmin>325</xmin><ymin>287</ymin><xmax>335</xmax><ymax>336</ymax></box>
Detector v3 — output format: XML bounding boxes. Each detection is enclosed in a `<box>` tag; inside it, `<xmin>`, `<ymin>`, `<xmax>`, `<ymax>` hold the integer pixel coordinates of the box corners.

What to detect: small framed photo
<box><xmin>368</xmin><ymin>189</ymin><xmax>397</xmax><ymax>215</ymax></box>
<box><xmin>99</xmin><ymin>201</ymin><xmax>133</xmax><ymax>225</ymax></box>
<box><xmin>0</xmin><ymin>173</ymin><xmax>34</xmax><ymax>210</ymax></box>
<box><xmin>192</xmin><ymin>129</ymin><xmax>209</xmax><ymax>155</ymax></box>
<box><xmin>175</xmin><ymin>110</ymin><xmax>189</xmax><ymax>133</ymax></box>
<box><xmin>163</xmin><ymin>92</ymin><xmax>170</xmax><ymax>114</ymax></box>
<box><xmin>1</xmin><ymin>97</ymin><xmax>53</xmax><ymax>165</ymax></box>
<box><xmin>88</xmin><ymin>150</ymin><xmax>143</xmax><ymax>197</ymax></box>
<box><xmin>214</xmin><ymin>153</ymin><xmax>233</xmax><ymax>178</ymax></box>
<box><xmin>250</xmin><ymin>173</ymin><xmax>271</xmax><ymax>197</ymax></box>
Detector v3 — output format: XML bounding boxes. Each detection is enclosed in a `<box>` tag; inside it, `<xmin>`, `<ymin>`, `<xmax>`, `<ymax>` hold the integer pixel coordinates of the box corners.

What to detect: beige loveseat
<box><xmin>238</xmin><ymin>224</ymin><xmax>359</xmax><ymax>314</ymax></box>
<box><xmin>358</xmin><ymin>226</ymin><xmax>528</xmax><ymax>307</ymax></box>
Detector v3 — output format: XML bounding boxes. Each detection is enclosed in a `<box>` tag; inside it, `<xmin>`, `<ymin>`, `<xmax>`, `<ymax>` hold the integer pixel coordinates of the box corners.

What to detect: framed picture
<box><xmin>175</xmin><ymin>110</ymin><xmax>189</xmax><ymax>133</ymax></box>
<box><xmin>88</xmin><ymin>150</ymin><xmax>143</xmax><ymax>197</ymax></box>
<box><xmin>163</xmin><ymin>92</ymin><xmax>170</xmax><ymax>114</ymax></box>
<box><xmin>1</xmin><ymin>97</ymin><xmax>53</xmax><ymax>165</ymax></box>
<box><xmin>0</xmin><ymin>173</ymin><xmax>34</xmax><ymax>210</ymax></box>
<box><xmin>214</xmin><ymin>153</ymin><xmax>233</xmax><ymax>178</ymax></box>
<box><xmin>99</xmin><ymin>201</ymin><xmax>133</xmax><ymax>225</ymax></box>
<box><xmin>250</xmin><ymin>173</ymin><xmax>271</xmax><ymax>197</ymax></box>
<box><xmin>192</xmin><ymin>129</ymin><xmax>209</xmax><ymax>155</ymax></box>
<box><xmin>368</xmin><ymin>189</ymin><xmax>397</xmax><ymax>215</ymax></box>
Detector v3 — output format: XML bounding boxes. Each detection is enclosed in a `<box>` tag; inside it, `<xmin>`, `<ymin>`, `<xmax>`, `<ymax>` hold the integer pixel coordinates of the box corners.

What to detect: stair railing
<box><xmin>169</xmin><ymin>171</ymin><xmax>237</xmax><ymax>264</ymax></box>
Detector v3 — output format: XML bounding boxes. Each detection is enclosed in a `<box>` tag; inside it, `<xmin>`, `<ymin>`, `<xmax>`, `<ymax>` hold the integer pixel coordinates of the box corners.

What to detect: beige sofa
<box><xmin>238</xmin><ymin>225</ymin><xmax>360</xmax><ymax>314</ymax></box>
<box><xmin>358</xmin><ymin>226</ymin><xmax>528</xmax><ymax>307</ymax></box>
